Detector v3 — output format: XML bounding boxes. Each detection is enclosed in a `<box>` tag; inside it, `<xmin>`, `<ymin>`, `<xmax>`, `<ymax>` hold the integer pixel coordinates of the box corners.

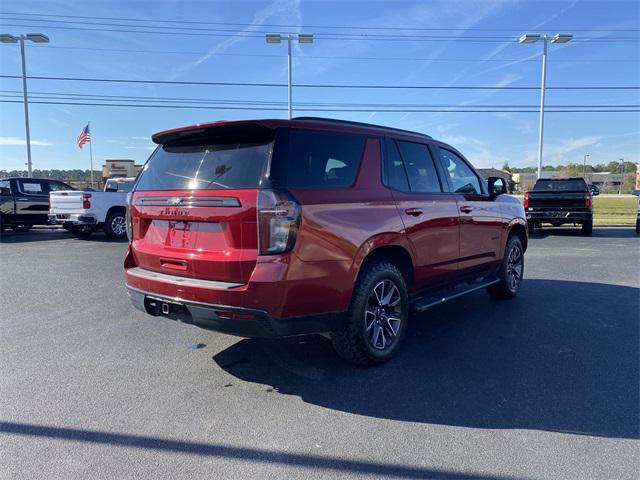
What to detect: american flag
<box><xmin>77</xmin><ymin>124</ymin><xmax>90</xmax><ymax>149</ymax></box>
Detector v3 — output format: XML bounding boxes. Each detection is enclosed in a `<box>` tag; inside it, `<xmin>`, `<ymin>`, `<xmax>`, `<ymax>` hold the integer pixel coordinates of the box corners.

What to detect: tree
<box><xmin>501</xmin><ymin>161</ymin><xmax>511</xmax><ymax>172</ymax></box>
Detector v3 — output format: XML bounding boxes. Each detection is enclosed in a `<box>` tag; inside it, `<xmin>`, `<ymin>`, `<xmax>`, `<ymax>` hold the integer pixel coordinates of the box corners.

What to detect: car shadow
<box><xmin>529</xmin><ymin>227</ymin><xmax>637</xmax><ymax>239</ymax></box>
<box><xmin>0</xmin><ymin>228</ymin><xmax>127</xmax><ymax>243</ymax></box>
<box><xmin>213</xmin><ymin>279</ymin><xmax>639</xmax><ymax>440</ymax></box>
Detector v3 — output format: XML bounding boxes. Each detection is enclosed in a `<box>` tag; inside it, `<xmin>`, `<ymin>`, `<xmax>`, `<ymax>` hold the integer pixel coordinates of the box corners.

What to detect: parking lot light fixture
<box><xmin>266</xmin><ymin>33</ymin><xmax>314</xmax><ymax>119</ymax></box>
<box><xmin>0</xmin><ymin>34</ymin><xmax>19</xmax><ymax>43</ymax></box>
<box><xmin>518</xmin><ymin>33</ymin><xmax>541</xmax><ymax>44</ymax></box>
<box><xmin>265</xmin><ymin>33</ymin><xmax>282</xmax><ymax>44</ymax></box>
<box><xmin>0</xmin><ymin>32</ymin><xmax>50</xmax><ymax>177</ymax></box>
<box><xmin>519</xmin><ymin>32</ymin><xmax>573</xmax><ymax>179</ymax></box>
<box><xmin>25</xmin><ymin>33</ymin><xmax>50</xmax><ymax>43</ymax></box>
<box><xmin>583</xmin><ymin>154</ymin><xmax>590</xmax><ymax>179</ymax></box>
<box><xmin>552</xmin><ymin>33</ymin><xmax>573</xmax><ymax>44</ymax></box>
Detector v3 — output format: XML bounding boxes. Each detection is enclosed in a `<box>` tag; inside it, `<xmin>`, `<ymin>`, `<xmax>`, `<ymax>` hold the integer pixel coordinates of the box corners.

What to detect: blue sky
<box><xmin>0</xmin><ymin>0</ymin><xmax>638</xmax><ymax>172</ymax></box>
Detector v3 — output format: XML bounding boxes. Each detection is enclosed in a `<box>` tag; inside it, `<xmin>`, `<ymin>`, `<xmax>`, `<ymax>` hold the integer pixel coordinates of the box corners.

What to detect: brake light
<box><xmin>523</xmin><ymin>192</ymin><xmax>529</xmax><ymax>208</ymax></box>
<box><xmin>257</xmin><ymin>190</ymin><xmax>300</xmax><ymax>255</ymax></box>
<box><xmin>82</xmin><ymin>193</ymin><xmax>92</xmax><ymax>209</ymax></box>
<box><xmin>585</xmin><ymin>192</ymin><xmax>592</xmax><ymax>208</ymax></box>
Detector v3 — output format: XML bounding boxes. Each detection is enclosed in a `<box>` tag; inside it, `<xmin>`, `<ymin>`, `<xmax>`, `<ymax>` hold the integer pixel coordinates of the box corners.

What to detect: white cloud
<box><xmin>440</xmin><ymin>135</ymin><xmax>469</xmax><ymax>145</ymax></box>
<box><xmin>0</xmin><ymin>136</ymin><xmax>52</xmax><ymax>146</ymax></box>
<box><xmin>169</xmin><ymin>0</ymin><xmax>301</xmax><ymax>80</ymax></box>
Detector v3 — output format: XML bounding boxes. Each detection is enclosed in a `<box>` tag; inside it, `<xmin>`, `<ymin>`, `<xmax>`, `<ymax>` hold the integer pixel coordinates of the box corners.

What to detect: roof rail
<box><xmin>293</xmin><ymin>116</ymin><xmax>432</xmax><ymax>139</ymax></box>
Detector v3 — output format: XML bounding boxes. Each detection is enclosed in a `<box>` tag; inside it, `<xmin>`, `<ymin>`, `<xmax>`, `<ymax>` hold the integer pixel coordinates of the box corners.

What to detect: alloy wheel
<box><xmin>364</xmin><ymin>280</ymin><xmax>403</xmax><ymax>351</ymax></box>
<box><xmin>506</xmin><ymin>244</ymin><xmax>523</xmax><ymax>292</ymax></box>
<box><xmin>112</xmin><ymin>216</ymin><xmax>126</xmax><ymax>236</ymax></box>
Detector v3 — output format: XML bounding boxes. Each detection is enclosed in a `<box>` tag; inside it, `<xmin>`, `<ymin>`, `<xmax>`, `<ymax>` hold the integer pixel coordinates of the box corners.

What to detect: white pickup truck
<box><xmin>49</xmin><ymin>177</ymin><xmax>135</xmax><ymax>239</ymax></box>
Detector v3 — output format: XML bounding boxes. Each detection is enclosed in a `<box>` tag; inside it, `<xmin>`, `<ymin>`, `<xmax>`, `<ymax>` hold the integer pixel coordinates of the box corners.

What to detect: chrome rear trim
<box><xmin>135</xmin><ymin>196</ymin><xmax>240</xmax><ymax>207</ymax></box>
<box><xmin>126</xmin><ymin>267</ymin><xmax>244</xmax><ymax>290</ymax></box>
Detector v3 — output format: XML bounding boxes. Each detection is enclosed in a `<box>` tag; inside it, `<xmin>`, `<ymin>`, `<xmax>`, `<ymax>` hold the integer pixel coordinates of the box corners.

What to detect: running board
<box><xmin>411</xmin><ymin>276</ymin><xmax>500</xmax><ymax>312</ymax></box>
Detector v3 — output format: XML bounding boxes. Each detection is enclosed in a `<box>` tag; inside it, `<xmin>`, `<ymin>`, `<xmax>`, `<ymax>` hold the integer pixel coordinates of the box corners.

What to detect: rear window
<box><xmin>135</xmin><ymin>142</ymin><xmax>272</xmax><ymax>191</ymax></box>
<box><xmin>281</xmin><ymin>129</ymin><xmax>364</xmax><ymax>188</ymax></box>
<box><xmin>533</xmin><ymin>179</ymin><xmax>588</xmax><ymax>191</ymax></box>
<box><xmin>106</xmin><ymin>180</ymin><xmax>135</xmax><ymax>192</ymax></box>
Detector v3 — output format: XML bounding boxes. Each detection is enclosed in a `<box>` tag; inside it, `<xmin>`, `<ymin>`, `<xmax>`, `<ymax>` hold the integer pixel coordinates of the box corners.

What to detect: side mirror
<box><xmin>488</xmin><ymin>177</ymin><xmax>507</xmax><ymax>198</ymax></box>
<box><xmin>592</xmin><ymin>190</ymin><xmax>599</xmax><ymax>196</ymax></box>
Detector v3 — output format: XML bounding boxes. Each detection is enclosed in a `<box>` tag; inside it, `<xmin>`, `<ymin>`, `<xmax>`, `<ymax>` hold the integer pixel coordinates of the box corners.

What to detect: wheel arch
<box><xmin>105</xmin><ymin>205</ymin><xmax>126</xmax><ymax>220</ymax></box>
<box><xmin>508</xmin><ymin>220</ymin><xmax>528</xmax><ymax>252</ymax></box>
<box><xmin>352</xmin><ymin>234</ymin><xmax>415</xmax><ymax>291</ymax></box>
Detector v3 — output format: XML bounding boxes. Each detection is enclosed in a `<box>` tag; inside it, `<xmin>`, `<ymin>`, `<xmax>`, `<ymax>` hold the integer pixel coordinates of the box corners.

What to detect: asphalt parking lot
<box><xmin>1</xmin><ymin>227</ymin><xmax>638</xmax><ymax>479</ymax></box>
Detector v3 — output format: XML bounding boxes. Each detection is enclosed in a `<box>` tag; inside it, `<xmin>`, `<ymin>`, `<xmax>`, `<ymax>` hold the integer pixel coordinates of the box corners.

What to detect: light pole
<box><xmin>619</xmin><ymin>158</ymin><xmax>625</xmax><ymax>195</ymax></box>
<box><xmin>266</xmin><ymin>33</ymin><xmax>313</xmax><ymax>119</ymax></box>
<box><xmin>583</xmin><ymin>154</ymin><xmax>590</xmax><ymax>179</ymax></box>
<box><xmin>0</xmin><ymin>33</ymin><xmax>50</xmax><ymax>177</ymax></box>
<box><xmin>519</xmin><ymin>33</ymin><xmax>573</xmax><ymax>179</ymax></box>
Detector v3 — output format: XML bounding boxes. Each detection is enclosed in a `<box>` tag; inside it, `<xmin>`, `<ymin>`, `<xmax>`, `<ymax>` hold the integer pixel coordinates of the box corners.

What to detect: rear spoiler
<box><xmin>152</xmin><ymin>122</ymin><xmax>276</xmax><ymax>145</ymax></box>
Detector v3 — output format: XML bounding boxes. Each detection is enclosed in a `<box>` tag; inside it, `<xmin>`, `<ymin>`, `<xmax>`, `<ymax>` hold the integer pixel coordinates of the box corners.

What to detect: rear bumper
<box><xmin>526</xmin><ymin>210</ymin><xmax>592</xmax><ymax>223</ymax></box>
<box><xmin>48</xmin><ymin>213</ymin><xmax>97</xmax><ymax>226</ymax></box>
<box><xmin>126</xmin><ymin>284</ymin><xmax>342</xmax><ymax>338</ymax></box>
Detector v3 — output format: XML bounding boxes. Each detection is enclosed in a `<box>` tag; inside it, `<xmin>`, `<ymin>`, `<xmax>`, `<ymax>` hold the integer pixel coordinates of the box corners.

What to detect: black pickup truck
<box><xmin>0</xmin><ymin>177</ymin><xmax>75</xmax><ymax>233</ymax></box>
<box><xmin>524</xmin><ymin>177</ymin><xmax>594</xmax><ymax>236</ymax></box>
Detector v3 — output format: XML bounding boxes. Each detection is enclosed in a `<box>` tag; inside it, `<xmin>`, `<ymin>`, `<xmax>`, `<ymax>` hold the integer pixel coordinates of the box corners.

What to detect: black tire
<box><xmin>104</xmin><ymin>210</ymin><xmax>127</xmax><ymax>239</ymax></box>
<box><xmin>635</xmin><ymin>218</ymin><xmax>639</xmax><ymax>234</ymax></box>
<box><xmin>331</xmin><ymin>261</ymin><xmax>409</xmax><ymax>366</ymax></box>
<box><xmin>581</xmin><ymin>220</ymin><xmax>593</xmax><ymax>236</ymax></box>
<box><xmin>71</xmin><ymin>225</ymin><xmax>94</xmax><ymax>238</ymax></box>
<box><xmin>12</xmin><ymin>224</ymin><xmax>31</xmax><ymax>233</ymax></box>
<box><xmin>487</xmin><ymin>235</ymin><xmax>524</xmax><ymax>300</ymax></box>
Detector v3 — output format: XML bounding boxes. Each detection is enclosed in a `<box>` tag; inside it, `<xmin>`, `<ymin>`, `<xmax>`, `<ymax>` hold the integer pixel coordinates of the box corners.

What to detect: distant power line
<box><xmin>1</xmin><ymin>90</ymin><xmax>637</xmax><ymax>109</ymax></box>
<box><xmin>1</xmin><ymin>99</ymin><xmax>637</xmax><ymax>113</ymax></box>
<box><xmin>1</xmin><ymin>19</ymin><xmax>637</xmax><ymax>43</ymax></box>
<box><xmin>3</xmin><ymin>11</ymin><xmax>639</xmax><ymax>32</ymax></box>
<box><xmin>1</xmin><ymin>74</ymin><xmax>638</xmax><ymax>90</ymax></box>
<box><xmin>17</xmin><ymin>44</ymin><xmax>639</xmax><ymax>63</ymax></box>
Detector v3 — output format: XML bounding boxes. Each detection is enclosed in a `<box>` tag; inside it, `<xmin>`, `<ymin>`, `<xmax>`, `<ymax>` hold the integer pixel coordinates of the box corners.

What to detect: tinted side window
<box><xmin>396</xmin><ymin>141</ymin><xmax>442</xmax><ymax>193</ymax></box>
<box><xmin>384</xmin><ymin>139</ymin><xmax>410</xmax><ymax>192</ymax></box>
<box><xmin>17</xmin><ymin>180</ymin><xmax>47</xmax><ymax>195</ymax></box>
<box><xmin>0</xmin><ymin>180</ymin><xmax>11</xmax><ymax>195</ymax></box>
<box><xmin>286</xmin><ymin>130</ymin><xmax>364</xmax><ymax>188</ymax></box>
<box><xmin>437</xmin><ymin>148</ymin><xmax>482</xmax><ymax>195</ymax></box>
<box><xmin>48</xmin><ymin>181</ymin><xmax>72</xmax><ymax>191</ymax></box>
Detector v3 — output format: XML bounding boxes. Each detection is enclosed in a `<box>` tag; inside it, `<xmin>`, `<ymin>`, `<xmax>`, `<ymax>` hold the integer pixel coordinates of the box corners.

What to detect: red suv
<box><xmin>124</xmin><ymin>117</ymin><xmax>527</xmax><ymax>365</ymax></box>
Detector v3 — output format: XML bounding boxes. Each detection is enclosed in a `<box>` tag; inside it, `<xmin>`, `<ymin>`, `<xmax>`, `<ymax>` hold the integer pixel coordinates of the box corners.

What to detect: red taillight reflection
<box><xmin>523</xmin><ymin>192</ymin><xmax>529</xmax><ymax>208</ymax></box>
<box><xmin>585</xmin><ymin>192</ymin><xmax>592</xmax><ymax>208</ymax></box>
<box><xmin>82</xmin><ymin>193</ymin><xmax>92</xmax><ymax>209</ymax></box>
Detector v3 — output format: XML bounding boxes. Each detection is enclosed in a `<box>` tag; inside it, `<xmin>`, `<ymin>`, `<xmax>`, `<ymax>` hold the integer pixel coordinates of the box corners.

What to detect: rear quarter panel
<box><xmin>281</xmin><ymin>137</ymin><xmax>414</xmax><ymax>316</ymax></box>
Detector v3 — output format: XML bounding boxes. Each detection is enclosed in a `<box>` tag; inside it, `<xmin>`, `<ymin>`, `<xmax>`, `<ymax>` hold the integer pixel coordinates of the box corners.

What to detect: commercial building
<box><xmin>512</xmin><ymin>171</ymin><xmax>625</xmax><ymax>192</ymax></box>
<box><xmin>476</xmin><ymin>169</ymin><xmax>514</xmax><ymax>192</ymax></box>
<box><xmin>101</xmin><ymin>159</ymin><xmax>144</xmax><ymax>181</ymax></box>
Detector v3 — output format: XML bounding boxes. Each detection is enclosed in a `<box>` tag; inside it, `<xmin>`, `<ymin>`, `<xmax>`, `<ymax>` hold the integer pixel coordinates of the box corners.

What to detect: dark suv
<box><xmin>124</xmin><ymin>118</ymin><xmax>527</xmax><ymax>365</ymax></box>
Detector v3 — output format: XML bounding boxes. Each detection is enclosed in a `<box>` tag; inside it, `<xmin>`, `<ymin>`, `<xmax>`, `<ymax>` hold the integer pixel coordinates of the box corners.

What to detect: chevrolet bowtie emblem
<box><xmin>167</xmin><ymin>197</ymin><xmax>183</xmax><ymax>206</ymax></box>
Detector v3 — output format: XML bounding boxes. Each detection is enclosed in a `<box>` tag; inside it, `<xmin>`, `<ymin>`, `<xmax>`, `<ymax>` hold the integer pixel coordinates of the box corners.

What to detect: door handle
<box><xmin>405</xmin><ymin>208</ymin><xmax>423</xmax><ymax>217</ymax></box>
<box><xmin>459</xmin><ymin>206</ymin><xmax>473</xmax><ymax>214</ymax></box>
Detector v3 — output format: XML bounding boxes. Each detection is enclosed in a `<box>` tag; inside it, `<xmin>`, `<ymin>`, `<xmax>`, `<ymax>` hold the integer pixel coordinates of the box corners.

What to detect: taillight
<box><xmin>585</xmin><ymin>192</ymin><xmax>592</xmax><ymax>208</ymax></box>
<box><xmin>257</xmin><ymin>189</ymin><xmax>301</xmax><ymax>255</ymax></box>
<box><xmin>82</xmin><ymin>193</ymin><xmax>91</xmax><ymax>209</ymax></box>
<box><xmin>125</xmin><ymin>192</ymin><xmax>133</xmax><ymax>242</ymax></box>
<box><xmin>523</xmin><ymin>192</ymin><xmax>529</xmax><ymax>208</ymax></box>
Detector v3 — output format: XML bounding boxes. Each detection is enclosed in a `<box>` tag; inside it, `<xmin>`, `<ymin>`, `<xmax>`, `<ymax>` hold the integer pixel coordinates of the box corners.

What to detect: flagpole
<box><xmin>88</xmin><ymin>121</ymin><xmax>94</xmax><ymax>189</ymax></box>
